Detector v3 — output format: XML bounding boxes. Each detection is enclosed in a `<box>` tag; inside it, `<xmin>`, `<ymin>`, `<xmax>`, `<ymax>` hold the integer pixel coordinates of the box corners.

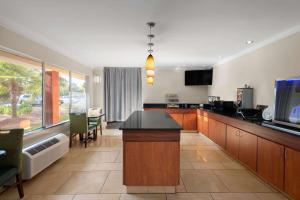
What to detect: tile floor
<box><xmin>0</xmin><ymin>129</ymin><xmax>290</xmax><ymax>200</ymax></box>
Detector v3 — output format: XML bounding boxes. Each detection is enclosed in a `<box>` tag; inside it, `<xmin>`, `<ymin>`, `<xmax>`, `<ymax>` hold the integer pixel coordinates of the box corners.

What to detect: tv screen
<box><xmin>185</xmin><ymin>69</ymin><xmax>213</xmax><ymax>85</ymax></box>
<box><xmin>274</xmin><ymin>78</ymin><xmax>300</xmax><ymax>128</ymax></box>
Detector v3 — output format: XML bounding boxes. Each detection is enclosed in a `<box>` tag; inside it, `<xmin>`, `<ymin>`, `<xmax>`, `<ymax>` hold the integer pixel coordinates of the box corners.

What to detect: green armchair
<box><xmin>0</xmin><ymin>129</ymin><xmax>24</xmax><ymax>199</ymax></box>
<box><xmin>69</xmin><ymin>113</ymin><xmax>97</xmax><ymax>148</ymax></box>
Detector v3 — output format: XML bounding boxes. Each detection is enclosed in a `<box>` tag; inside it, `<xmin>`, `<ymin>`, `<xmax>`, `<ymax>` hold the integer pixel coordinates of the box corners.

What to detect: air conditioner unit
<box><xmin>22</xmin><ymin>133</ymin><xmax>69</xmax><ymax>179</ymax></box>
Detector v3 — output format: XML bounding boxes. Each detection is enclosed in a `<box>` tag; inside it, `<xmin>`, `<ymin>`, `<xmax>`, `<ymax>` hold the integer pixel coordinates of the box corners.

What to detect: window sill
<box><xmin>24</xmin><ymin>120</ymin><xmax>69</xmax><ymax>136</ymax></box>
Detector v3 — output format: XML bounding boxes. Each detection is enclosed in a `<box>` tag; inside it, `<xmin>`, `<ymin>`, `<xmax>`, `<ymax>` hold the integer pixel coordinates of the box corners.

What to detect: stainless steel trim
<box><xmin>273</xmin><ymin>119</ymin><xmax>300</xmax><ymax>129</ymax></box>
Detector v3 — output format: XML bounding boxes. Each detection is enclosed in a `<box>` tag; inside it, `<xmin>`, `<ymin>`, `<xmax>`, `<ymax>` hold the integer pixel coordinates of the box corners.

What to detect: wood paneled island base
<box><xmin>120</xmin><ymin>111</ymin><xmax>182</xmax><ymax>193</ymax></box>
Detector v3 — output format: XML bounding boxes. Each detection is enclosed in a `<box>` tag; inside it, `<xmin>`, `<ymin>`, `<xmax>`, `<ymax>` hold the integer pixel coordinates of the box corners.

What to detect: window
<box><xmin>0</xmin><ymin>49</ymin><xmax>89</xmax><ymax>133</ymax></box>
<box><xmin>0</xmin><ymin>50</ymin><xmax>43</xmax><ymax>131</ymax></box>
<box><xmin>71</xmin><ymin>72</ymin><xmax>87</xmax><ymax>113</ymax></box>
<box><xmin>44</xmin><ymin>64</ymin><xmax>70</xmax><ymax>126</ymax></box>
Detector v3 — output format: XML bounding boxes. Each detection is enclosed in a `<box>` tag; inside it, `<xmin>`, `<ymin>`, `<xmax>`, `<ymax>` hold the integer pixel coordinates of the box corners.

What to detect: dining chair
<box><xmin>0</xmin><ymin>129</ymin><xmax>24</xmax><ymax>199</ymax></box>
<box><xmin>69</xmin><ymin>113</ymin><xmax>97</xmax><ymax>148</ymax></box>
<box><xmin>88</xmin><ymin>107</ymin><xmax>103</xmax><ymax>135</ymax></box>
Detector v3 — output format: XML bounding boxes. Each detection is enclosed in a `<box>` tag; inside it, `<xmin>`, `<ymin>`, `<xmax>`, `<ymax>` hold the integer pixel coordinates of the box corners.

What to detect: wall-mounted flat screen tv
<box><xmin>274</xmin><ymin>78</ymin><xmax>300</xmax><ymax>129</ymax></box>
<box><xmin>185</xmin><ymin>69</ymin><xmax>213</xmax><ymax>85</ymax></box>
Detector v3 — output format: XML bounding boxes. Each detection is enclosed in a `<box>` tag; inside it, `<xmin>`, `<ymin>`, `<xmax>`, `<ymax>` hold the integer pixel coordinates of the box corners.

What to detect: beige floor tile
<box><xmin>221</xmin><ymin>161</ymin><xmax>245</xmax><ymax>169</ymax></box>
<box><xmin>43</xmin><ymin>160</ymin><xmax>67</xmax><ymax>173</ymax></box>
<box><xmin>120</xmin><ymin>194</ymin><xmax>166</xmax><ymax>200</ymax></box>
<box><xmin>0</xmin><ymin>187</ymin><xmax>25</xmax><ymax>200</ymax></box>
<box><xmin>56</xmin><ymin>171</ymin><xmax>109</xmax><ymax>194</ymax></box>
<box><xmin>213</xmin><ymin>170</ymin><xmax>273</xmax><ymax>192</ymax></box>
<box><xmin>24</xmin><ymin>171</ymin><xmax>73</xmax><ymax>195</ymax></box>
<box><xmin>197</xmin><ymin>150</ymin><xmax>232</xmax><ymax>163</ymax></box>
<box><xmin>211</xmin><ymin>193</ymin><xmax>260</xmax><ymax>200</ymax></box>
<box><xmin>192</xmin><ymin>161</ymin><xmax>225</xmax><ymax>169</ymax></box>
<box><xmin>167</xmin><ymin>193</ymin><xmax>213</xmax><ymax>200</ymax></box>
<box><xmin>181</xmin><ymin>170</ymin><xmax>229</xmax><ymax>192</ymax></box>
<box><xmin>62</xmin><ymin>163</ymin><xmax>96</xmax><ymax>171</ymax></box>
<box><xmin>255</xmin><ymin>193</ymin><xmax>289</xmax><ymax>200</ymax></box>
<box><xmin>115</xmin><ymin>151</ymin><xmax>123</xmax><ymax>162</ymax></box>
<box><xmin>73</xmin><ymin>194</ymin><xmax>121</xmax><ymax>200</ymax></box>
<box><xmin>180</xmin><ymin>162</ymin><xmax>194</xmax><ymax>169</ymax></box>
<box><xmin>180</xmin><ymin>150</ymin><xmax>203</xmax><ymax>162</ymax></box>
<box><xmin>94</xmin><ymin>163</ymin><xmax>123</xmax><ymax>171</ymax></box>
<box><xmin>101</xmin><ymin>171</ymin><xmax>126</xmax><ymax>193</ymax></box>
<box><xmin>25</xmin><ymin>195</ymin><xmax>74</xmax><ymax>200</ymax></box>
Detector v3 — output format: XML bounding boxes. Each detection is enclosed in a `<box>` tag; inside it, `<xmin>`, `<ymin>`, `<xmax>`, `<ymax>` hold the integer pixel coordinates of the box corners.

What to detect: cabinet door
<box><xmin>285</xmin><ymin>148</ymin><xmax>300</xmax><ymax>200</ymax></box>
<box><xmin>202</xmin><ymin>116</ymin><xmax>209</xmax><ymax>136</ymax></box>
<box><xmin>226</xmin><ymin>125</ymin><xmax>239</xmax><ymax>159</ymax></box>
<box><xmin>257</xmin><ymin>138</ymin><xmax>284</xmax><ymax>190</ymax></box>
<box><xmin>208</xmin><ymin>119</ymin><xmax>217</xmax><ymax>142</ymax></box>
<box><xmin>183</xmin><ymin>114</ymin><xmax>197</xmax><ymax>131</ymax></box>
<box><xmin>169</xmin><ymin>113</ymin><xmax>183</xmax><ymax>127</ymax></box>
<box><xmin>215</xmin><ymin>121</ymin><xmax>226</xmax><ymax>149</ymax></box>
<box><xmin>239</xmin><ymin>130</ymin><xmax>257</xmax><ymax>171</ymax></box>
<box><xmin>197</xmin><ymin>115</ymin><xmax>203</xmax><ymax>133</ymax></box>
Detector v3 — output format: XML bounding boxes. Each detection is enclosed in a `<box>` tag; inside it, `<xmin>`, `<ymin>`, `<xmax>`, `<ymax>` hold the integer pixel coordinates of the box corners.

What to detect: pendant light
<box><xmin>147</xmin><ymin>77</ymin><xmax>154</xmax><ymax>85</ymax></box>
<box><xmin>145</xmin><ymin>22</ymin><xmax>155</xmax><ymax>85</ymax></box>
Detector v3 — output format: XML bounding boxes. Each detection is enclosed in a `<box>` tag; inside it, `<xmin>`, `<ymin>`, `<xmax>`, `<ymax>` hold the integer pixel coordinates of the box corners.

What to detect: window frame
<box><xmin>0</xmin><ymin>48</ymin><xmax>89</xmax><ymax>136</ymax></box>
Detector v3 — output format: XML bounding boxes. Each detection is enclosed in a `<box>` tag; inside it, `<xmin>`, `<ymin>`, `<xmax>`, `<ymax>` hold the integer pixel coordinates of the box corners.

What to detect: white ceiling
<box><xmin>0</xmin><ymin>0</ymin><xmax>300</xmax><ymax>68</ymax></box>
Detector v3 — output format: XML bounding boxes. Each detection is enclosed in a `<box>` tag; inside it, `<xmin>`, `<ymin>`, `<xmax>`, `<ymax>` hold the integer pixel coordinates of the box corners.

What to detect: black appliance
<box><xmin>185</xmin><ymin>69</ymin><xmax>213</xmax><ymax>85</ymax></box>
<box><xmin>237</xmin><ymin>108</ymin><xmax>263</xmax><ymax>122</ymax></box>
<box><xmin>212</xmin><ymin>101</ymin><xmax>236</xmax><ymax>114</ymax></box>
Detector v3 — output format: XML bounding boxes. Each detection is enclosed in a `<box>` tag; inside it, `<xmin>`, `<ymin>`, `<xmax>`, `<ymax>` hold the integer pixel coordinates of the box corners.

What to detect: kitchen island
<box><xmin>119</xmin><ymin>111</ymin><xmax>182</xmax><ymax>193</ymax></box>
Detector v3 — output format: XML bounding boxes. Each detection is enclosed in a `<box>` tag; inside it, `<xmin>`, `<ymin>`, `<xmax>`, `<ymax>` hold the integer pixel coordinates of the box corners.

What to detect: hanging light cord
<box><xmin>147</xmin><ymin>22</ymin><xmax>155</xmax><ymax>54</ymax></box>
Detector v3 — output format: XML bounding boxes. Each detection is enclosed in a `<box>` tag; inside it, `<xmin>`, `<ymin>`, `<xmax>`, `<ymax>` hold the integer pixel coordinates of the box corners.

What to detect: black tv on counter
<box><xmin>185</xmin><ymin>69</ymin><xmax>213</xmax><ymax>85</ymax></box>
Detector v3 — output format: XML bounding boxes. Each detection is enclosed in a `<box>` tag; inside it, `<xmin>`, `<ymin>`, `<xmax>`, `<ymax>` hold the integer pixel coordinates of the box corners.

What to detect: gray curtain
<box><xmin>104</xmin><ymin>67</ymin><xmax>142</xmax><ymax>122</ymax></box>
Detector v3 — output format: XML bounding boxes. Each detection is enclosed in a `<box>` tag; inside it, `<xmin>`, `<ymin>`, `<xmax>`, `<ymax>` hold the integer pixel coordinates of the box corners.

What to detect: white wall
<box><xmin>209</xmin><ymin>32</ymin><xmax>300</xmax><ymax>107</ymax></box>
<box><xmin>93</xmin><ymin>68</ymin><xmax>104</xmax><ymax>109</ymax></box>
<box><xmin>142</xmin><ymin>69</ymin><xmax>208</xmax><ymax>103</ymax></box>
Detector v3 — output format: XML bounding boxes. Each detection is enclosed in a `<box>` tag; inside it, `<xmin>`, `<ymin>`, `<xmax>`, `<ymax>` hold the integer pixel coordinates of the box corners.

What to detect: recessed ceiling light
<box><xmin>246</xmin><ymin>40</ymin><xmax>254</xmax><ymax>45</ymax></box>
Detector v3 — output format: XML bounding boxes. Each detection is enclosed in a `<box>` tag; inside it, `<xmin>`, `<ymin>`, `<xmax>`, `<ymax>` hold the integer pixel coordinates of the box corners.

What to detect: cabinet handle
<box><xmin>239</xmin><ymin>131</ymin><xmax>243</xmax><ymax>137</ymax></box>
<box><xmin>236</xmin><ymin>130</ymin><xmax>240</xmax><ymax>136</ymax></box>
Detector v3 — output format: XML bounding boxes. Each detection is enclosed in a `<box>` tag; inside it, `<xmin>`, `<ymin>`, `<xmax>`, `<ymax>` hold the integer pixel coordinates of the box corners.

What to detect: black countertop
<box><xmin>119</xmin><ymin>111</ymin><xmax>182</xmax><ymax>130</ymax></box>
<box><xmin>143</xmin><ymin>103</ymin><xmax>201</xmax><ymax>109</ymax></box>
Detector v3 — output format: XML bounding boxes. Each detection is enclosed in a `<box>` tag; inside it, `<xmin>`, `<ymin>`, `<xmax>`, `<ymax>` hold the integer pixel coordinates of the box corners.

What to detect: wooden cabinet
<box><xmin>208</xmin><ymin>119</ymin><xmax>226</xmax><ymax>149</ymax></box>
<box><xmin>215</xmin><ymin>121</ymin><xmax>226</xmax><ymax>149</ymax></box>
<box><xmin>257</xmin><ymin>138</ymin><xmax>284</xmax><ymax>190</ymax></box>
<box><xmin>285</xmin><ymin>148</ymin><xmax>300</xmax><ymax>200</ymax></box>
<box><xmin>226</xmin><ymin>125</ymin><xmax>257</xmax><ymax>171</ymax></box>
<box><xmin>226</xmin><ymin>125</ymin><xmax>240</xmax><ymax>159</ymax></box>
<box><xmin>169</xmin><ymin>114</ymin><xmax>183</xmax><ymax>127</ymax></box>
<box><xmin>197</xmin><ymin>114</ymin><xmax>203</xmax><ymax>133</ymax></box>
<box><xmin>202</xmin><ymin>112</ymin><xmax>209</xmax><ymax>136</ymax></box>
<box><xmin>183</xmin><ymin>113</ymin><xmax>197</xmax><ymax>131</ymax></box>
<box><xmin>239</xmin><ymin>130</ymin><xmax>257</xmax><ymax>171</ymax></box>
<box><xmin>208</xmin><ymin>118</ymin><xmax>216</xmax><ymax>141</ymax></box>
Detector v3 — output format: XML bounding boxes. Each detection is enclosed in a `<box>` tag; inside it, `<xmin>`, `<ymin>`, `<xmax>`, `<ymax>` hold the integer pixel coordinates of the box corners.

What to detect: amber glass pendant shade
<box><xmin>145</xmin><ymin>54</ymin><xmax>155</xmax><ymax>70</ymax></box>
